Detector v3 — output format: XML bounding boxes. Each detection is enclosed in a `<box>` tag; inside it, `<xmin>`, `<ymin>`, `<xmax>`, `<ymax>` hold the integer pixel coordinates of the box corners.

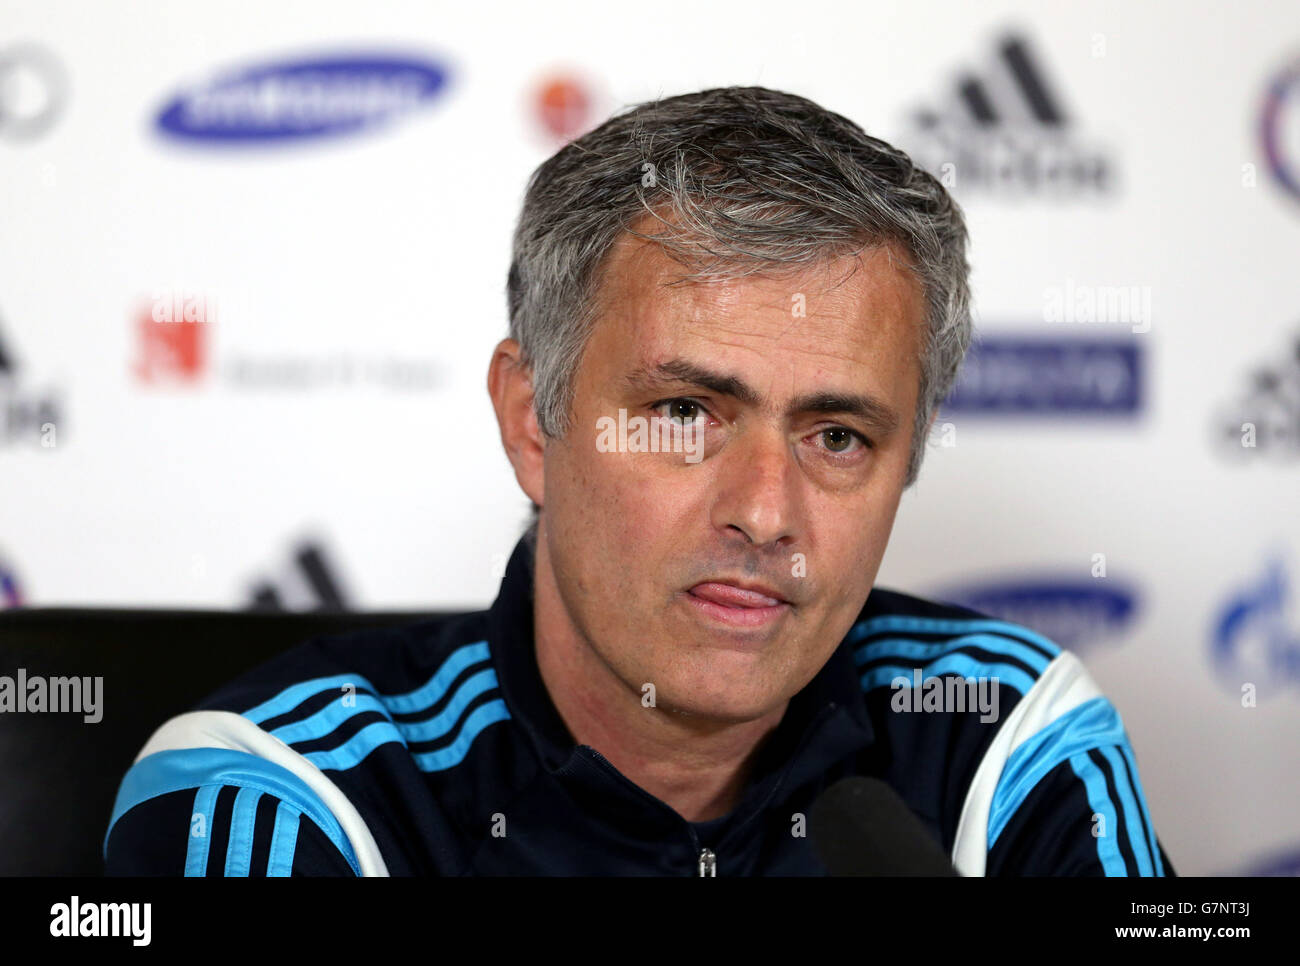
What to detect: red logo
<box><xmin>533</xmin><ymin>74</ymin><xmax>596</xmax><ymax>144</ymax></box>
<box><xmin>133</xmin><ymin>292</ymin><xmax>212</xmax><ymax>383</ymax></box>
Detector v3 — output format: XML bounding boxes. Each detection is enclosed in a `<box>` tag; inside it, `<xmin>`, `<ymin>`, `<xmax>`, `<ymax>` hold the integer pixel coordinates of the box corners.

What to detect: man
<box><xmin>105</xmin><ymin>86</ymin><xmax>1172</xmax><ymax>876</ymax></box>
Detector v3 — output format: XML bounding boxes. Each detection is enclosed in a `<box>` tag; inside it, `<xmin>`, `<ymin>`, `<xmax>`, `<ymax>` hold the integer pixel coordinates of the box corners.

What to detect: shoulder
<box><xmin>850</xmin><ymin>587</ymin><xmax>1165</xmax><ymax>876</ymax></box>
<box><xmin>105</xmin><ymin>609</ymin><xmax>502</xmax><ymax>876</ymax></box>
<box><xmin>850</xmin><ymin>584</ymin><xmax>1107</xmax><ymax>764</ymax></box>
<box><xmin>195</xmin><ymin>609</ymin><xmax>495</xmax><ymax>718</ymax></box>
<box><xmin>851</xmin><ymin>585</ymin><xmax>1071</xmax><ymax>710</ymax></box>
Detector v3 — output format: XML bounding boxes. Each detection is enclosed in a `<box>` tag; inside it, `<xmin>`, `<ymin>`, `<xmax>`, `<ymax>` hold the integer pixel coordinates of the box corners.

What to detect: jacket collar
<box><xmin>486</xmin><ymin>532</ymin><xmax>876</xmax><ymax>824</ymax></box>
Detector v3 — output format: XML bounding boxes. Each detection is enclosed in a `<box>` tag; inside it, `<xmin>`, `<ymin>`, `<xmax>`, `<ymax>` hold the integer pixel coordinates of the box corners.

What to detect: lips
<box><xmin>685</xmin><ymin>580</ymin><xmax>791</xmax><ymax>631</ymax></box>
<box><xmin>688</xmin><ymin>581</ymin><xmax>786</xmax><ymax>608</ymax></box>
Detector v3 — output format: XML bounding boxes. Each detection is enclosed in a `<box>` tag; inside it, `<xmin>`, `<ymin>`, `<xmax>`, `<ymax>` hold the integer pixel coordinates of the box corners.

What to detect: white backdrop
<box><xmin>2</xmin><ymin>0</ymin><xmax>1298</xmax><ymax>875</ymax></box>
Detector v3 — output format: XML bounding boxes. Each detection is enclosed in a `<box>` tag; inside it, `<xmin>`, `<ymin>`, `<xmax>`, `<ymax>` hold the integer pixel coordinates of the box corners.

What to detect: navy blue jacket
<box><xmin>105</xmin><ymin>535</ymin><xmax>1174</xmax><ymax>876</ymax></box>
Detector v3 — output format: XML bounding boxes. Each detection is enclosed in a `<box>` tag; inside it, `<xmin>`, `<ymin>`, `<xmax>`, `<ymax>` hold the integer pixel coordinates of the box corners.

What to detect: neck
<box><xmin>531</xmin><ymin>536</ymin><xmax>785</xmax><ymax>823</ymax></box>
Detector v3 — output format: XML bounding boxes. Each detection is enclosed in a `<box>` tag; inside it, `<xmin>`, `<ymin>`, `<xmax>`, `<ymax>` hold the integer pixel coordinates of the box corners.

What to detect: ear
<box><xmin>487</xmin><ymin>338</ymin><xmax>545</xmax><ymax>509</ymax></box>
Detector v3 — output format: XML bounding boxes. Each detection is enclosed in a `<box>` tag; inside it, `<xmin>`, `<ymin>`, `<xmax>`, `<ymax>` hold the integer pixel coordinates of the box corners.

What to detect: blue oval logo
<box><xmin>937</xmin><ymin>579</ymin><xmax>1138</xmax><ymax>651</ymax></box>
<box><xmin>155</xmin><ymin>52</ymin><xmax>449</xmax><ymax>144</ymax></box>
<box><xmin>1238</xmin><ymin>846</ymin><xmax>1300</xmax><ymax>877</ymax></box>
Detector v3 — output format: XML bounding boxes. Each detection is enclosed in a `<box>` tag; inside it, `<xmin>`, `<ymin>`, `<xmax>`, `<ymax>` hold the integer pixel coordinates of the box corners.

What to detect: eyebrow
<box><xmin>623</xmin><ymin>358</ymin><xmax>903</xmax><ymax>435</ymax></box>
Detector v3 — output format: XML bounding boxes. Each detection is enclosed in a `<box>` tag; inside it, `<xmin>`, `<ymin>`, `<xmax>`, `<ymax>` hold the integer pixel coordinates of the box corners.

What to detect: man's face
<box><xmin>538</xmin><ymin>228</ymin><xmax>925</xmax><ymax>723</ymax></box>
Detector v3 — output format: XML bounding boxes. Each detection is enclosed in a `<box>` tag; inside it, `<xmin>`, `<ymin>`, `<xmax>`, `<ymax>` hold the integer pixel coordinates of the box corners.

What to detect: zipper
<box><xmin>582</xmin><ymin>745</ymin><xmax>719</xmax><ymax>876</ymax></box>
<box><xmin>705</xmin><ymin>702</ymin><xmax>840</xmax><ymax>860</ymax></box>
<box><xmin>697</xmin><ymin>848</ymin><xmax>717</xmax><ymax>877</ymax></box>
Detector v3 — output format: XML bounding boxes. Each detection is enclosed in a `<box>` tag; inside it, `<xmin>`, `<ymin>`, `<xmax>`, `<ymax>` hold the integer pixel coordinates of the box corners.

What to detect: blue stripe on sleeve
<box><xmin>1068</xmin><ymin>752</ymin><xmax>1128</xmax><ymax>876</ymax></box>
<box><xmin>241</xmin><ymin>640</ymin><xmax>491</xmax><ymax>725</ymax></box>
<box><xmin>1118</xmin><ymin>743</ymin><xmax>1165</xmax><ymax>876</ymax></box>
<box><xmin>183</xmin><ymin>785</ymin><xmax>220</xmax><ymax>877</ymax></box>
<box><xmin>987</xmin><ymin>696</ymin><xmax>1130</xmax><ymax>847</ymax></box>
<box><xmin>1099</xmin><ymin>745</ymin><xmax>1153</xmax><ymax>876</ymax></box>
<box><xmin>855</xmin><ymin>633</ymin><xmax>1053</xmax><ymax>675</ymax></box>
<box><xmin>266</xmin><ymin>801</ymin><xmax>301</xmax><ymax>877</ymax></box>
<box><xmin>379</xmin><ymin>641</ymin><xmax>491</xmax><ymax>714</ymax></box>
<box><xmin>860</xmin><ymin>653</ymin><xmax>1036</xmax><ymax>696</ymax></box>
<box><xmin>270</xmin><ymin>692</ymin><xmax>394</xmax><ymax>746</ymax></box>
<box><xmin>303</xmin><ymin>720</ymin><xmax>405</xmax><ymax>772</ymax></box>
<box><xmin>849</xmin><ymin>616</ymin><xmax>1060</xmax><ymax>656</ymax></box>
<box><xmin>271</xmin><ymin>668</ymin><xmax>499</xmax><ymax>747</ymax></box>
<box><xmin>106</xmin><ymin>747</ymin><xmax>360</xmax><ymax>875</ymax></box>
<box><xmin>301</xmin><ymin>693</ymin><xmax>512</xmax><ymax>774</ymax></box>
<box><xmin>223</xmin><ymin>787</ymin><xmax>262</xmax><ymax>877</ymax></box>
<box><xmin>393</xmin><ymin>669</ymin><xmax>500</xmax><ymax>742</ymax></box>
<box><xmin>242</xmin><ymin>673</ymin><xmax>373</xmax><ymax>725</ymax></box>
<box><xmin>413</xmin><ymin>700</ymin><xmax>512</xmax><ymax>772</ymax></box>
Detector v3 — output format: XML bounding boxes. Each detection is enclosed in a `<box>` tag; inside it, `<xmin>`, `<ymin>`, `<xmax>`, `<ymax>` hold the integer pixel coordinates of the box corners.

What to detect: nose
<box><xmin>709</xmin><ymin>424</ymin><xmax>801</xmax><ymax>549</ymax></box>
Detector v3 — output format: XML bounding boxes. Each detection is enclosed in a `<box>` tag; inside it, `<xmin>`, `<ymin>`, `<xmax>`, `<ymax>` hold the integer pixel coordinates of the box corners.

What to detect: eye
<box><xmin>817</xmin><ymin>426</ymin><xmax>872</xmax><ymax>455</ymax></box>
<box><xmin>652</xmin><ymin>397</ymin><xmax>711</xmax><ymax>423</ymax></box>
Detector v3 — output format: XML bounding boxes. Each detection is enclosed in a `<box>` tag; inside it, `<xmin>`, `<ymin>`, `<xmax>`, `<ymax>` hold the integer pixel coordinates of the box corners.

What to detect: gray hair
<box><xmin>506</xmin><ymin>85</ymin><xmax>971</xmax><ymax>488</ymax></box>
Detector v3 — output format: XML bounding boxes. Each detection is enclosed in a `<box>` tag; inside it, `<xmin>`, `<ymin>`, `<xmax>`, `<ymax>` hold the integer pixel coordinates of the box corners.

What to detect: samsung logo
<box><xmin>155</xmin><ymin>52</ymin><xmax>449</xmax><ymax>144</ymax></box>
<box><xmin>938</xmin><ymin>579</ymin><xmax>1138</xmax><ymax>652</ymax></box>
<box><xmin>1237</xmin><ymin>846</ymin><xmax>1300</xmax><ymax>877</ymax></box>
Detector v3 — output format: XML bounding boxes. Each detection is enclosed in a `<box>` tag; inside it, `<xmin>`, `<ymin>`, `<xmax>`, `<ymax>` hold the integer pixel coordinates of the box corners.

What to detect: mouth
<box><xmin>684</xmin><ymin>580</ymin><xmax>792</xmax><ymax>630</ymax></box>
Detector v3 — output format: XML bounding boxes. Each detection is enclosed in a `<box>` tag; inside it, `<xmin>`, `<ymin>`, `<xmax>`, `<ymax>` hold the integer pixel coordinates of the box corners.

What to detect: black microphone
<box><xmin>809</xmin><ymin>777</ymin><xmax>960</xmax><ymax>876</ymax></box>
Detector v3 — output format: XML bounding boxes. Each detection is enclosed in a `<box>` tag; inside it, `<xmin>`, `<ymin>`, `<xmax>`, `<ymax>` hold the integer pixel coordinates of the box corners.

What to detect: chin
<box><xmin>654</xmin><ymin>681</ymin><xmax>782</xmax><ymax>723</ymax></box>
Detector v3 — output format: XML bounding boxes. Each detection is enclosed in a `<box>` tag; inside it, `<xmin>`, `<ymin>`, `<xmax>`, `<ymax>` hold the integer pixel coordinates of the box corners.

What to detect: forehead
<box><xmin>582</xmin><ymin>228</ymin><xmax>926</xmax><ymax>407</ymax></box>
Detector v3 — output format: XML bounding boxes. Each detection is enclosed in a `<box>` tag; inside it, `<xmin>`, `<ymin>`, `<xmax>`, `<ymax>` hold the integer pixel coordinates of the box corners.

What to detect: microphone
<box><xmin>809</xmin><ymin>777</ymin><xmax>960</xmax><ymax>876</ymax></box>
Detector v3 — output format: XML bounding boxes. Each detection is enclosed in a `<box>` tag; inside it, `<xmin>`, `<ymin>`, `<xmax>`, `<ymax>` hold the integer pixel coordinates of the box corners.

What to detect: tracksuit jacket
<box><xmin>105</xmin><ymin>534</ymin><xmax>1174</xmax><ymax>876</ymax></box>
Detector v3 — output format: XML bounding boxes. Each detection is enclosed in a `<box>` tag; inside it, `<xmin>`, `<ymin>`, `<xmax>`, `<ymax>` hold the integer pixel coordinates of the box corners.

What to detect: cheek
<box><xmin>547</xmin><ymin>443</ymin><xmax>665</xmax><ymax>585</ymax></box>
<box><xmin>854</xmin><ymin>504</ymin><xmax>900</xmax><ymax>592</ymax></box>
<box><xmin>812</xmin><ymin>490</ymin><xmax>900</xmax><ymax>604</ymax></box>
<box><xmin>560</xmin><ymin>427</ymin><xmax>696</xmax><ymax>531</ymax></box>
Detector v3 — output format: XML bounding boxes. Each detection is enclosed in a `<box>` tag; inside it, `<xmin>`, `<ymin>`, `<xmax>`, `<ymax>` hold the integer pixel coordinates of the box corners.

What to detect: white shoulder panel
<box><xmin>950</xmin><ymin>651</ymin><xmax>1104</xmax><ymax>876</ymax></box>
<box><xmin>137</xmin><ymin>710</ymin><xmax>390</xmax><ymax>877</ymax></box>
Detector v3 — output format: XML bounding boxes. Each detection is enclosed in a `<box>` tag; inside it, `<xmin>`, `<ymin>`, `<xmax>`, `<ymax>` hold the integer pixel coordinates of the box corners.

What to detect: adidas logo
<box><xmin>902</xmin><ymin>32</ymin><xmax>1115</xmax><ymax>197</ymax></box>
<box><xmin>247</xmin><ymin>540</ymin><xmax>351</xmax><ymax>612</ymax></box>
<box><xmin>0</xmin><ymin>325</ymin><xmax>14</xmax><ymax>378</ymax></box>
<box><xmin>0</xmin><ymin>315</ymin><xmax>62</xmax><ymax>448</ymax></box>
<box><xmin>1215</xmin><ymin>331</ymin><xmax>1300</xmax><ymax>459</ymax></box>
